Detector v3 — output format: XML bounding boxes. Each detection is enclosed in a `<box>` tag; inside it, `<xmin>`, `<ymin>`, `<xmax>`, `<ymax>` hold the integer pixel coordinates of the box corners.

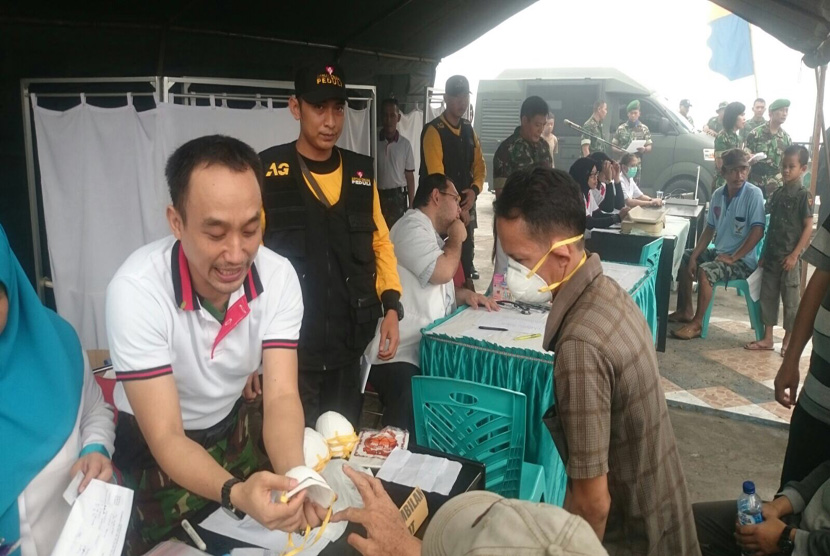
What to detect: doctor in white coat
<box><xmin>0</xmin><ymin>224</ymin><xmax>115</xmax><ymax>556</ymax></box>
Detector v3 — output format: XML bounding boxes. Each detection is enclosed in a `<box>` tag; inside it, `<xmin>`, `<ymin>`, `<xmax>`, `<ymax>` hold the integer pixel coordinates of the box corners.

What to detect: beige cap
<box><xmin>422</xmin><ymin>491</ymin><xmax>608</xmax><ymax>556</ymax></box>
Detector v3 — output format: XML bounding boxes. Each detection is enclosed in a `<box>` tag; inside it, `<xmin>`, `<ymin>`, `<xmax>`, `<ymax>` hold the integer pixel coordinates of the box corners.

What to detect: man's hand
<box><xmin>377</xmin><ymin>312</ymin><xmax>400</xmax><ymax>361</ymax></box>
<box><xmin>734</xmin><ymin>517</ymin><xmax>788</xmax><ymax>555</ymax></box>
<box><xmin>458</xmin><ymin>290</ymin><xmax>499</xmax><ymax>311</ymax></box>
<box><xmin>231</xmin><ymin>471</ymin><xmax>307</xmax><ymax>531</ymax></box>
<box><xmin>447</xmin><ymin>218</ymin><xmax>468</xmax><ymax>245</ymax></box>
<box><xmin>243</xmin><ymin>371</ymin><xmax>262</xmax><ymax>402</ymax></box>
<box><xmin>715</xmin><ymin>253</ymin><xmax>735</xmax><ymax>265</ymax></box>
<box><xmin>70</xmin><ymin>452</ymin><xmax>113</xmax><ymax>493</ymax></box>
<box><xmin>460</xmin><ymin>189</ymin><xmax>476</xmax><ymax>211</ymax></box>
<box><xmin>636</xmin><ymin>147</ymin><xmax>646</xmax><ymax>154</ymax></box>
<box><xmin>303</xmin><ymin>499</ymin><xmax>329</xmax><ymax>530</ymax></box>
<box><xmin>783</xmin><ymin>253</ymin><xmax>799</xmax><ymax>272</ymax></box>
<box><xmin>687</xmin><ymin>258</ymin><xmax>698</xmax><ymax>279</ymax></box>
<box><xmin>650</xmin><ymin>198</ymin><xmax>663</xmax><ymax>207</ymax></box>
<box><xmin>331</xmin><ymin>466</ymin><xmax>421</xmax><ymax>556</ymax></box>
<box><xmin>775</xmin><ymin>357</ymin><xmax>801</xmax><ymax>408</ymax></box>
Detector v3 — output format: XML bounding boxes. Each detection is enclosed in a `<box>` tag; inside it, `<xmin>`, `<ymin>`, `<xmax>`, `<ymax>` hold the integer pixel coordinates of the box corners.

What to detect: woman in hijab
<box><xmin>569</xmin><ymin>157</ymin><xmax>628</xmax><ymax>229</ymax></box>
<box><xmin>0</xmin><ymin>224</ymin><xmax>115</xmax><ymax>555</ymax></box>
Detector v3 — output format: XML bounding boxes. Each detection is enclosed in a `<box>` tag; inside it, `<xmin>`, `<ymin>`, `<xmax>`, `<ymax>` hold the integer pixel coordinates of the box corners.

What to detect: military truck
<box><xmin>474</xmin><ymin>67</ymin><xmax>716</xmax><ymax>202</ymax></box>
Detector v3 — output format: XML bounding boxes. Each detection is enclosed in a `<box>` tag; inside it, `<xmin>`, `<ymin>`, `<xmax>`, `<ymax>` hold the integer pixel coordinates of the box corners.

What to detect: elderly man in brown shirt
<box><xmin>496</xmin><ymin>166</ymin><xmax>700</xmax><ymax>556</ymax></box>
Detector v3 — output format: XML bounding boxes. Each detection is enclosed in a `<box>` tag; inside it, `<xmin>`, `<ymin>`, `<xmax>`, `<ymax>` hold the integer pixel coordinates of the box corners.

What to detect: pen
<box><xmin>478</xmin><ymin>326</ymin><xmax>508</xmax><ymax>331</ymax></box>
<box><xmin>181</xmin><ymin>519</ymin><xmax>207</xmax><ymax>552</ymax></box>
<box><xmin>514</xmin><ymin>333</ymin><xmax>541</xmax><ymax>340</ymax></box>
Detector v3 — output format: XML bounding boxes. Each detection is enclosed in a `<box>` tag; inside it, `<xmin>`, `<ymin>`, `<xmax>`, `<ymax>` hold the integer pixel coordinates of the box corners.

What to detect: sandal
<box><xmin>744</xmin><ymin>342</ymin><xmax>774</xmax><ymax>351</ymax></box>
<box><xmin>671</xmin><ymin>323</ymin><xmax>703</xmax><ymax>340</ymax></box>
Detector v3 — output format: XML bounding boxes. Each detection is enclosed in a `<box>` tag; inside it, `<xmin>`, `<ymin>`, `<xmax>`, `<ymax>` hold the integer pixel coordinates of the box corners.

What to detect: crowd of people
<box><xmin>2</xmin><ymin>65</ymin><xmax>828</xmax><ymax>556</ymax></box>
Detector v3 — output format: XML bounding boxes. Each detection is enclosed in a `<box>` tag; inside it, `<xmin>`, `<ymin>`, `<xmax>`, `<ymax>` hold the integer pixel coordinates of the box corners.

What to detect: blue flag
<box><xmin>708</xmin><ymin>10</ymin><xmax>755</xmax><ymax>81</ymax></box>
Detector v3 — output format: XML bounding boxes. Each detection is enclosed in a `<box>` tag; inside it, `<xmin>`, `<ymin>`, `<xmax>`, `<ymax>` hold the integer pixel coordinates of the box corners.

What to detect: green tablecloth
<box><xmin>419</xmin><ymin>262</ymin><xmax>654</xmax><ymax>504</ymax></box>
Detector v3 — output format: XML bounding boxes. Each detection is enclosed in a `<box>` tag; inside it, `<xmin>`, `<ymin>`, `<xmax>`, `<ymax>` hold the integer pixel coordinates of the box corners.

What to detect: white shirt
<box><xmin>586</xmin><ymin>189</ymin><xmax>601</xmax><ymax>216</ymax></box>
<box><xmin>365</xmin><ymin>209</ymin><xmax>455</xmax><ymax>366</ymax></box>
<box><xmin>377</xmin><ymin>132</ymin><xmax>415</xmax><ymax>190</ymax></box>
<box><xmin>18</xmin><ymin>354</ymin><xmax>115</xmax><ymax>556</ymax></box>
<box><xmin>620</xmin><ymin>172</ymin><xmax>644</xmax><ymax>200</ymax></box>
<box><xmin>106</xmin><ymin>236</ymin><xmax>303</xmax><ymax>430</ymax></box>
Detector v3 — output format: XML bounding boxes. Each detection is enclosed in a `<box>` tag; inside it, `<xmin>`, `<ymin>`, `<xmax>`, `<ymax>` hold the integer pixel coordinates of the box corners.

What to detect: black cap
<box><xmin>294</xmin><ymin>63</ymin><xmax>347</xmax><ymax>103</ymax></box>
<box><xmin>445</xmin><ymin>75</ymin><xmax>471</xmax><ymax>96</ymax></box>
<box><xmin>680</xmin><ymin>99</ymin><xmax>692</xmax><ymax>107</ymax></box>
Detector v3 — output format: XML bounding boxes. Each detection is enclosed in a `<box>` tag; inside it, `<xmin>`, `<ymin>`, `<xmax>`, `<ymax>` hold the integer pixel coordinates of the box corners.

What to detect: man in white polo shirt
<box><xmin>377</xmin><ymin>98</ymin><xmax>416</xmax><ymax>228</ymax></box>
<box><xmin>107</xmin><ymin>135</ymin><xmax>319</xmax><ymax>554</ymax></box>
<box><xmin>366</xmin><ymin>173</ymin><xmax>497</xmax><ymax>431</ymax></box>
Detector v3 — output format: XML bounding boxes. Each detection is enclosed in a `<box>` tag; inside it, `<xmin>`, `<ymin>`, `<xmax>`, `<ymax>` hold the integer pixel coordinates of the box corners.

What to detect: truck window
<box><xmin>639</xmin><ymin>99</ymin><xmax>668</xmax><ymax>135</ymax></box>
<box><xmin>526</xmin><ymin>83</ymin><xmax>600</xmax><ymax>138</ymax></box>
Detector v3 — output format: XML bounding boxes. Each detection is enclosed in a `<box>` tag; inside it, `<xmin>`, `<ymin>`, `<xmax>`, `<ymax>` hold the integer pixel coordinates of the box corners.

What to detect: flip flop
<box><xmin>671</xmin><ymin>323</ymin><xmax>702</xmax><ymax>340</ymax></box>
<box><xmin>744</xmin><ymin>342</ymin><xmax>774</xmax><ymax>351</ymax></box>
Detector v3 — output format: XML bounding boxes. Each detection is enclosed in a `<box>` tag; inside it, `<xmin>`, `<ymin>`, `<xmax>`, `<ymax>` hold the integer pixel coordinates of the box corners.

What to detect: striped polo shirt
<box><xmin>106</xmin><ymin>236</ymin><xmax>303</xmax><ymax>430</ymax></box>
<box><xmin>801</xmin><ymin>218</ymin><xmax>830</xmax><ymax>424</ymax></box>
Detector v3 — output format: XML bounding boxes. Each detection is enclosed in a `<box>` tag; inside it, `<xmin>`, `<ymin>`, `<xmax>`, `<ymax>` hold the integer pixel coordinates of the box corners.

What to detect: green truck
<box><xmin>474</xmin><ymin>67</ymin><xmax>716</xmax><ymax>202</ymax></box>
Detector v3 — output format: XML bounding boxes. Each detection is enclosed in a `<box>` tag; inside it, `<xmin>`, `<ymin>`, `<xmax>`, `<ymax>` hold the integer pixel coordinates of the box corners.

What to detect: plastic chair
<box><xmin>411</xmin><ymin>376</ymin><xmax>546</xmax><ymax>502</ymax></box>
<box><xmin>638</xmin><ymin>237</ymin><xmax>664</xmax><ymax>273</ymax></box>
<box><xmin>700</xmin><ymin>216</ymin><xmax>768</xmax><ymax>341</ymax></box>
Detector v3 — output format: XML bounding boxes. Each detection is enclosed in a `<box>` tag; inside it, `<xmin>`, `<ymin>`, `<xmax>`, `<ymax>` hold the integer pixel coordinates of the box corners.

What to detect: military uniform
<box><xmin>612</xmin><ymin>121</ymin><xmax>652</xmax><ymax>150</ymax></box>
<box><xmin>742</xmin><ymin>116</ymin><xmax>766</xmax><ymax>141</ymax></box>
<box><xmin>493</xmin><ymin>126</ymin><xmax>553</xmax><ymax>190</ymax></box>
<box><xmin>747</xmin><ymin>122</ymin><xmax>792</xmax><ymax>192</ymax></box>
<box><xmin>705</xmin><ymin>116</ymin><xmax>723</xmax><ymax>134</ymax></box>
<box><xmin>581</xmin><ymin>116</ymin><xmax>606</xmax><ymax>153</ymax></box>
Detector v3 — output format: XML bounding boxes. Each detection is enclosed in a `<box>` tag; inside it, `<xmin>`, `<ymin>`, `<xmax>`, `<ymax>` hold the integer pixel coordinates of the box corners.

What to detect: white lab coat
<box><xmin>16</xmin><ymin>353</ymin><xmax>115</xmax><ymax>556</ymax></box>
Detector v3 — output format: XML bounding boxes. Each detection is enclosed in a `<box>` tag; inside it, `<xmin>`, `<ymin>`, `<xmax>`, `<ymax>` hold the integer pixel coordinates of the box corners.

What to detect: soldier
<box><xmin>612</xmin><ymin>100</ymin><xmax>652</xmax><ymax>154</ymax></box>
<box><xmin>703</xmin><ymin>101</ymin><xmax>727</xmax><ymax>137</ymax></box>
<box><xmin>493</xmin><ymin>96</ymin><xmax>553</xmax><ymax>197</ymax></box>
<box><xmin>679</xmin><ymin>99</ymin><xmax>694</xmax><ymax>128</ymax></box>
<box><xmin>747</xmin><ymin>98</ymin><xmax>792</xmax><ymax>197</ymax></box>
<box><xmin>743</xmin><ymin>97</ymin><xmax>767</xmax><ymax>139</ymax></box>
<box><xmin>713</xmin><ymin>102</ymin><xmax>747</xmax><ymax>190</ymax></box>
<box><xmin>581</xmin><ymin>100</ymin><xmax>608</xmax><ymax>156</ymax></box>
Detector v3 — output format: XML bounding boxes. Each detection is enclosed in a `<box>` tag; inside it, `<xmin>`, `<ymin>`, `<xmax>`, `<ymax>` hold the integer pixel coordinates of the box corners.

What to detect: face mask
<box><xmin>627</xmin><ymin>167</ymin><xmax>638</xmax><ymax>178</ymax></box>
<box><xmin>506</xmin><ymin>235</ymin><xmax>586</xmax><ymax>303</ymax></box>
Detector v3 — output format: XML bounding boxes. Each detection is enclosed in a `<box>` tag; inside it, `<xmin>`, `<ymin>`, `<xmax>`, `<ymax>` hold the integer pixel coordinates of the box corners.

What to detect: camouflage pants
<box><xmin>113</xmin><ymin>399</ymin><xmax>266</xmax><ymax>556</ymax></box>
<box><xmin>681</xmin><ymin>247</ymin><xmax>753</xmax><ymax>287</ymax></box>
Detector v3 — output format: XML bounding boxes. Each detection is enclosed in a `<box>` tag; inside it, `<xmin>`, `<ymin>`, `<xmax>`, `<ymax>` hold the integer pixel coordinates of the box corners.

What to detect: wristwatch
<box><xmin>221</xmin><ymin>477</ymin><xmax>245</xmax><ymax>520</ymax></box>
<box><xmin>384</xmin><ymin>300</ymin><xmax>404</xmax><ymax>321</ymax></box>
<box><xmin>778</xmin><ymin>525</ymin><xmax>795</xmax><ymax>555</ymax></box>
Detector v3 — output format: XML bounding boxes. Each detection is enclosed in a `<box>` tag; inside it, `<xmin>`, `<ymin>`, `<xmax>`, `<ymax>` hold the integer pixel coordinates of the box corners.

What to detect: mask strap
<box><xmin>539</xmin><ymin>253</ymin><xmax>588</xmax><ymax>293</ymax></box>
<box><xmin>281</xmin><ymin>494</ymin><xmax>336</xmax><ymax>556</ymax></box>
<box><xmin>313</xmin><ymin>452</ymin><xmax>332</xmax><ymax>473</ymax></box>
<box><xmin>527</xmin><ymin>234</ymin><xmax>584</xmax><ymax>277</ymax></box>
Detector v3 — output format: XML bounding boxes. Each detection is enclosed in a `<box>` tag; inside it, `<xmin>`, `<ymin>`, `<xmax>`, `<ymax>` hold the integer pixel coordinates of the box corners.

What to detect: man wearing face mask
<box><xmin>496</xmin><ymin>167</ymin><xmax>701</xmax><ymax>556</ymax></box>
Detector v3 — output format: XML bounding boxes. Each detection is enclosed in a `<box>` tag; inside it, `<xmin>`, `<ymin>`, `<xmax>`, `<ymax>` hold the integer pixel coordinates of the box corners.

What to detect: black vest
<box><xmin>419</xmin><ymin>115</ymin><xmax>476</xmax><ymax>192</ymax></box>
<box><xmin>260</xmin><ymin>142</ymin><xmax>382</xmax><ymax>370</ymax></box>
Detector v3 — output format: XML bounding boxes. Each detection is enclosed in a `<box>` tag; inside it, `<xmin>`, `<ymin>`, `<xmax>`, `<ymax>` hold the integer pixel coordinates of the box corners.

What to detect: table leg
<box><xmin>655</xmin><ymin>236</ymin><xmax>674</xmax><ymax>352</ymax></box>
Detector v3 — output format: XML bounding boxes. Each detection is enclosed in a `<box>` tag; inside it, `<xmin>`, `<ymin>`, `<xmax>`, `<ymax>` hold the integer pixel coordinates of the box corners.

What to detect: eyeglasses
<box><xmin>439</xmin><ymin>191</ymin><xmax>462</xmax><ymax>204</ymax></box>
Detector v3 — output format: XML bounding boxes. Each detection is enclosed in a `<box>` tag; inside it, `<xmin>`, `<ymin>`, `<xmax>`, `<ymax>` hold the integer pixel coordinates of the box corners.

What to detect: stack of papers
<box><xmin>376</xmin><ymin>448</ymin><xmax>461</xmax><ymax>496</ymax></box>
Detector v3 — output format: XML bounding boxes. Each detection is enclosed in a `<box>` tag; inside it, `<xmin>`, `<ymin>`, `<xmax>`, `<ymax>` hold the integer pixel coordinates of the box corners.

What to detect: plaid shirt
<box><xmin>543</xmin><ymin>254</ymin><xmax>701</xmax><ymax>556</ymax></box>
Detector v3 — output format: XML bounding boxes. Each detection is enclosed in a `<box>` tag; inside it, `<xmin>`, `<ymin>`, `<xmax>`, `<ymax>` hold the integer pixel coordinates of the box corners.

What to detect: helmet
<box><xmin>315</xmin><ymin>411</ymin><xmax>359</xmax><ymax>459</ymax></box>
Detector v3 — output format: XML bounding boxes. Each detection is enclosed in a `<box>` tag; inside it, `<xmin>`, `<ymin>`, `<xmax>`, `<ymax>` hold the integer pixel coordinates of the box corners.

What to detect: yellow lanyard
<box><xmin>280</xmin><ymin>494</ymin><xmax>336</xmax><ymax>556</ymax></box>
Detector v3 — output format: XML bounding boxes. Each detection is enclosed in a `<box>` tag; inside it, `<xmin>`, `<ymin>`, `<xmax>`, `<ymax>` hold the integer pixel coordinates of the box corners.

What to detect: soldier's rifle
<box><xmin>563</xmin><ymin>119</ymin><xmax>628</xmax><ymax>154</ymax></box>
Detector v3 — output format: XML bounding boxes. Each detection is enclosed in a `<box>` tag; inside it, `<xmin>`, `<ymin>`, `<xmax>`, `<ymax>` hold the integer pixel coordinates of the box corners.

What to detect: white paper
<box><xmin>62</xmin><ymin>471</ymin><xmax>85</xmax><ymax>506</ymax></box>
<box><xmin>749</xmin><ymin>152</ymin><xmax>767</xmax><ymax>165</ymax></box>
<box><xmin>200</xmin><ymin>511</ymin><xmax>332</xmax><ymax>555</ymax></box>
<box><xmin>474</xmin><ymin>312</ymin><xmax>546</xmax><ymax>335</ymax></box>
<box><xmin>230</xmin><ymin>550</ymin><xmax>280</xmax><ymax>556</ymax></box>
<box><xmin>376</xmin><ymin>448</ymin><xmax>461</xmax><ymax>496</ymax></box>
<box><xmin>51</xmin><ymin>479</ymin><xmax>134</xmax><ymax>556</ymax></box>
<box><xmin>142</xmin><ymin>540</ymin><xmax>209</xmax><ymax>555</ymax></box>
<box><xmin>747</xmin><ymin>267</ymin><xmax>763</xmax><ymax>301</ymax></box>
<box><xmin>626</xmin><ymin>139</ymin><xmax>646</xmax><ymax>153</ymax></box>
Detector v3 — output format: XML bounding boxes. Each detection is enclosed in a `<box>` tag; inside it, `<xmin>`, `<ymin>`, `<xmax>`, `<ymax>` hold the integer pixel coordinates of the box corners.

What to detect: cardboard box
<box><xmin>399</xmin><ymin>487</ymin><xmax>428</xmax><ymax>535</ymax></box>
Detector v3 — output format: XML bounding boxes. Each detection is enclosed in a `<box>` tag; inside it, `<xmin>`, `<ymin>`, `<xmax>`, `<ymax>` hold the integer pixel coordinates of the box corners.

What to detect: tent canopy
<box><xmin>711</xmin><ymin>0</ymin><xmax>830</xmax><ymax>66</ymax></box>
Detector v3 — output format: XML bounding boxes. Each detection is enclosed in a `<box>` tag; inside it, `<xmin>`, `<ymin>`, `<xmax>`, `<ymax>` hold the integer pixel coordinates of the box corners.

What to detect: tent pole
<box><xmin>803</xmin><ymin>64</ymin><xmax>827</xmax><ymax>292</ymax></box>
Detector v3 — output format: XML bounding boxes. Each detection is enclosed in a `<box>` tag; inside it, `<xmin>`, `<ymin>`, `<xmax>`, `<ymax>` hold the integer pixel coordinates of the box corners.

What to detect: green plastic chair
<box><xmin>411</xmin><ymin>376</ymin><xmax>546</xmax><ymax>502</ymax></box>
<box><xmin>700</xmin><ymin>216</ymin><xmax>768</xmax><ymax>340</ymax></box>
<box><xmin>638</xmin><ymin>237</ymin><xmax>664</xmax><ymax>273</ymax></box>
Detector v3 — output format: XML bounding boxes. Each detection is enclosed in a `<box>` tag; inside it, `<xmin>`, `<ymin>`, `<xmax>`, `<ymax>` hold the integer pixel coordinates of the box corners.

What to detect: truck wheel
<box><xmin>664</xmin><ymin>178</ymin><xmax>709</xmax><ymax>204</ymax></box>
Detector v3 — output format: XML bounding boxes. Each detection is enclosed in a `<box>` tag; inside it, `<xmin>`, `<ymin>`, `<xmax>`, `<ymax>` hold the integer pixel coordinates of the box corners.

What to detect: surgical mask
<box><xmin>505</xmin><ymin>235</ymin><xmax>587</xmax><ymax>303</ymax></box>
<box><xmin>627</xmin><ymin>167</ymin><xmax>638</xmax><ymax>178</ymax></box>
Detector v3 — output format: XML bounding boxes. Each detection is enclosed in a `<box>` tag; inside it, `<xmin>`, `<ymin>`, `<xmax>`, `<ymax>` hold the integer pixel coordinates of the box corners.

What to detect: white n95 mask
<box><xmin>315</xmin><ymin>411</ymin><xmax>359</xmax><ymax>459</ymax></box>
<box><xmin>505</xmin><ymin>234</ymin><xmax>586</xmax><ymax>304</ymax></box>
<box><xmin>303</xmin><ymin>427</ymin><xmax>332</xmax><ymax>473</ymax></box>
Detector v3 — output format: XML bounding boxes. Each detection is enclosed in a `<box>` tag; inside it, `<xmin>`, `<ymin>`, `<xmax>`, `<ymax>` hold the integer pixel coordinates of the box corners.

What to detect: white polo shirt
<box><xmin>377</xmin><ymin>131</ymin><xmax>415</xmax><ymax>191</ymax></box>
<box><xmin>619</xmin><ymin>173</ymin><xmax>644</xmax><ymax>200</ymax></box>
<box><xmin>365</xmin><ymin>209</ymin><xmax>454</xmax><ymax>366</ymax></box>
<box><xmin>106</xmin><ymin>236</ymin><xmax>303</xmax><ymax>430</ymax></box>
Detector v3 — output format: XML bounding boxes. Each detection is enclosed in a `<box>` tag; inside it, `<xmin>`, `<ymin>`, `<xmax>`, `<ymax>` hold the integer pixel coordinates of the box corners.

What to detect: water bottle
<box><xmin>737</xmin><ymin>481</ymin><xmax>764</xmax><ymax>555</ymax></box>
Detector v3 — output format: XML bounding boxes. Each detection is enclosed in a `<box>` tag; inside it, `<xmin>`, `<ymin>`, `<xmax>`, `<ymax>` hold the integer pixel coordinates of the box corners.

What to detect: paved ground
<box><xmin>466</xmin><ymin>186</ymin><xmax>794</xmax><ymax>502</ymax></box>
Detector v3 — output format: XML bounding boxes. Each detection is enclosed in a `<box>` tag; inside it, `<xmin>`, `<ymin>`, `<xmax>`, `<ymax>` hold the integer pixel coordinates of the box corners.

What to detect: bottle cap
<box><xmin>742</xmin><ymin>481</ymin><xmax>756</xmax><ymax>494</ymax></box>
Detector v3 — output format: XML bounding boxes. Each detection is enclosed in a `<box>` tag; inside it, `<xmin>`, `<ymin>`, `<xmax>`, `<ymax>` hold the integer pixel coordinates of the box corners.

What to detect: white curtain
<box><xmin>398</xmin><ymin>109</ymin><xmax>424</xmax><ymax>188</ymax></box>
<box><xmin>33</xmin><ymin>98</ymin><xmax>372</xmax><ymax>349</ymax></box>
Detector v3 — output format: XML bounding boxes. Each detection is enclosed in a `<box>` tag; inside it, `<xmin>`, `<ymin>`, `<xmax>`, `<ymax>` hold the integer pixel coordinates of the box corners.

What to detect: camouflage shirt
<box><xmin>747</xmin><ymin>122</ymin><xmax>793</xmax><ymax>189</ymax></box>
<box><xmin>581</xmin><ymin>116</ymin><xmax>606</xmax><ymax>153</ymax></box>
<box><xmin>493</xmin><ymin>126</ymin><xmax>553</xmax><ymax>186</ymax></box>
<box><xmin>714</xmin><ymin>130</ymin><xmax>746</xmax><ymax>188</ymax></box>
<box><xmin>612</xmin><ymin>121</ymin><xmax>652</xmax><ymax>150</ymax></box>
<box><xmin>705</xmin><ymin>116</ymin><xmax>723</xmax><ymax>134</ymax></box>
<box><xmin>743</xmin><ymin>116</ymin><xmax>766</xmax><ymax>139</ymax></box>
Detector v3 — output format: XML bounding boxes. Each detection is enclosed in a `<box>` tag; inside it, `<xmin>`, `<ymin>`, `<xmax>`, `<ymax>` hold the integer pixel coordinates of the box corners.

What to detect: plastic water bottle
<box><xmin>737</xmin><ymin>481</ymin><xmax>764</xmax><ymax>555</ymax></box>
